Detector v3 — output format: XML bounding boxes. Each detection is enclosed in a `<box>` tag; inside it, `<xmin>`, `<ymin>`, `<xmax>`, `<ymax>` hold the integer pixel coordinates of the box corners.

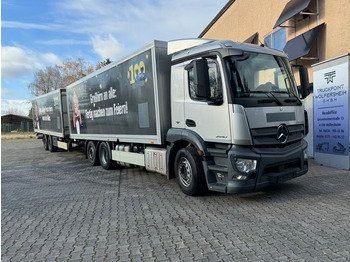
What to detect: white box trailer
<box><xmin>32</xmin><ymin>89</ymin><xmax>70</xmax><ymax>151</ymax></box>
<box><xmin>66</xmin><ymin>41</ymin><xmax>170</xmax><ymax>145</ymax></box>
<box><xmin>34</xmin><ymin>39</ymin><xmax>311</xmax><ymax>196</ymax></box>
<box><xmin>64</xmin><ymin>40</ymin><xmax>171</xmax><ymax>172</ymax></box>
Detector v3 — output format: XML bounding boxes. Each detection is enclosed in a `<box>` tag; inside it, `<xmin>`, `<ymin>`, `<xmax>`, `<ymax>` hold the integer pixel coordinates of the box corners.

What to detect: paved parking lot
<box><xmin>1</xmin><ymin>139</ymin><xmax>350</xmax><ymax>261</ymax></box>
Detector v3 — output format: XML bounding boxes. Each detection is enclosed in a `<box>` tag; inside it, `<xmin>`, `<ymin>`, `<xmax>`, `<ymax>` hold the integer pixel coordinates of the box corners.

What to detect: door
<box><xmin>184</xmin><ymin>57</ymin><xmax>231</xmax><ymax>143</ymax></box>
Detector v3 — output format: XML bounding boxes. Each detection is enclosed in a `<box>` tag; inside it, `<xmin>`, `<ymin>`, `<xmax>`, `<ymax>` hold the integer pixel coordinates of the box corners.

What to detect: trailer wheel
<box><xmin>48</xmin><ymin>135</ymin><xmax>58</xmax><ymax>152</ymax></box>
<box><xmin>43</xmin><ymin>135</ymin><xmax>49</xmax><ymax>151</ymax></box>
<box><xmin>174</xmin><ymin>147</ymin><xmax>206</xmax><ymax>196</ymax></box>
<box><xmin>67</xmin><ymin>140</ymin><xmax>73</xmax><ymax>152</ymax></box>
<box><xmin>99</xmin><ymin>142</ymin><xmax>115</xmax><ymax>170</ymax></box>
<box><xmin>87</xmin><ymin>141</ymin><xmax>99</xmax><ymax>166</ymax></box>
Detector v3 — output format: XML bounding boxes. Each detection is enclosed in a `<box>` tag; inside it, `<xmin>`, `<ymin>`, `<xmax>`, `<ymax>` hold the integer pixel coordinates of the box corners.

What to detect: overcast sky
<box><xmin>2</xmin><ymin>0</ymin><xmax>228</xmax><ymax>114</ymax></box>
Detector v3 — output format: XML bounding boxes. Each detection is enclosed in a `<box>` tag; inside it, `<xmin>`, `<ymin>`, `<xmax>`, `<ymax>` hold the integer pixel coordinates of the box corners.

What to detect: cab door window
<box><xmin>188</xmin><ymin>58</ymin><xmax>223</xmax><ymax>104</ymax></box>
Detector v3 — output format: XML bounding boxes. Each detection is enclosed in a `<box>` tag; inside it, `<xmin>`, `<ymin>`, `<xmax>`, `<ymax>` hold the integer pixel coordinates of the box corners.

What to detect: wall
<box><xmin>201</xmin><ymin>0</ymin><xmax>350</xmax><ymax>83</ymax></box>
<box><xmin>201</xmin><ymin>0</ymin><xmax>350</xmax><ymax>158</ymax></box>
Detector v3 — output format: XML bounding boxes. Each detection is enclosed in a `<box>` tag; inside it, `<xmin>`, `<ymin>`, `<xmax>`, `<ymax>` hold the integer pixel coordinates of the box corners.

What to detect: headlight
<box><xmin>235</xmin><ymin>158</ymin><xmax>257</xmax><ymax>173</ymax></box>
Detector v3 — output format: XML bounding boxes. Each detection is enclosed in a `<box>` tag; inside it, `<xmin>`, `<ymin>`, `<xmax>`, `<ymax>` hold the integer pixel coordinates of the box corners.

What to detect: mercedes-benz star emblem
<box><xmin>277</xmin><ymin>124</ymin><xmax>289</xmax><ymax>144</ymax></box>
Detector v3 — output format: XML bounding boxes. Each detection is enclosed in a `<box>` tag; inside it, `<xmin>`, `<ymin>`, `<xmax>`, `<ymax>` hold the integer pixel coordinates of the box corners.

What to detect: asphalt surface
<box><xmin>1</xmin><ymin>139</ymin><xmax>350</xmax><ymax>261</ymax></box>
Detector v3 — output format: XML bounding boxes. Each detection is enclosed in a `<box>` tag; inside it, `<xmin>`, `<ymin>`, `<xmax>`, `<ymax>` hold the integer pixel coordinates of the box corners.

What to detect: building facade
<box><xmin>200</xmin><ymin>0</ymin><xmax>349</xmax><ymax>75</ymax></box>
<box><xmin>1</xmin><ymin>114</ymin><xmax>34</xmax><ymax>133</ymax></box>
<box><xmin>200</xmin><ymin>0</ymin><xmax>350</xmax><ymax>166</ymax></box>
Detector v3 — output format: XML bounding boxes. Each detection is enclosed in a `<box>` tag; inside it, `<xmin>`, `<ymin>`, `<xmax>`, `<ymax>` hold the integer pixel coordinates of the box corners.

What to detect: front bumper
<box><xmin>225</xmin><ymin>140</ymin><xmax>308</xmax><ymax>193</ymax></box>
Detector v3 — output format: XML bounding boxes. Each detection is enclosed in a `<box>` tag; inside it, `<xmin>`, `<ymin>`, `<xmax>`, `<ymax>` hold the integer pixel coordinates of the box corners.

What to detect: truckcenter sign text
<box><xmin>314</xmin><ymin>62</ymin><xmax>349</xmax><ymax>156</ymax></box>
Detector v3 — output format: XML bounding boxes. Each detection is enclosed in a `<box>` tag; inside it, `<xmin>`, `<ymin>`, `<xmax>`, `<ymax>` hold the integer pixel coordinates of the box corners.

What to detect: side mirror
<box><xmin>299</xmin><ymin>66</ymin><xmax>310</xmax><ymax>99</ymax></box>
<box><xmin>185</xmin><ymin>58</ymin><xmax>210</xmax><ymax>99</ymax></box>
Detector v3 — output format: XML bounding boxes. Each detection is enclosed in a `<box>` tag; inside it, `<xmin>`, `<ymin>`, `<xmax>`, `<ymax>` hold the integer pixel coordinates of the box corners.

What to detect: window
<box><xmin>264</xmin><ymin>28</ymin><xmax>286</xmax><ymax>51</ymax></box>
<box><xmin>227</xmin><ymin>53</ymin><xmax>298</xmax><ymax>98</ymax></box>
<box><xmin>188</xmin><ymin>59</ymin><xmax>223</xmax><ymax>104</ymax></box>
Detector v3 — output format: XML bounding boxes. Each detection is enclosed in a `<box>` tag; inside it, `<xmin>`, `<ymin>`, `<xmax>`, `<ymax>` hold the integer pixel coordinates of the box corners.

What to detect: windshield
<box><xmin>226</xmin><ymin>53</ymin><xmax>299</xmax><ymax>100</ymax></box>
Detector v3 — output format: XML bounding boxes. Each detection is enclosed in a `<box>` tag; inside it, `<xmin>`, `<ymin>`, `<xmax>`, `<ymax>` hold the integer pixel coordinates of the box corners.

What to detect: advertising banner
<box><xmin>314</xmin><ymin>61</ymin><xmax>349</xmax><ymax>156</ymax></box>
<box><xmin>66</xmin><ymin>49</ymin><xmax>157</xmax><ymax>136</ymax></box>
<box><xmin>32</xmin><ymin>91</ymin><xmax>63</xmax><ymax>133</ymax></box>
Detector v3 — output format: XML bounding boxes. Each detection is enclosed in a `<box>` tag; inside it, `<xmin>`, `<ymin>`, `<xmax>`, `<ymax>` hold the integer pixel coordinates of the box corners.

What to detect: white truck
<box><xmin>33</xmin><ymin>39</ymin><xmax>310</xmax><ymax>195</ymax></box>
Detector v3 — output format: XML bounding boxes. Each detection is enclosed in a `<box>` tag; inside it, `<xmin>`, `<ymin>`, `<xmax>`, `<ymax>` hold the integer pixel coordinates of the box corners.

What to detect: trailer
<box><xmin>32</xmin><ymin>89</ymin><xmax>70</xmax><ymax>152</ymax></box>
<box><xmin>34</xmin><ymin>39</ymin><xmax>310</xmax><ymax>195</ymax></box>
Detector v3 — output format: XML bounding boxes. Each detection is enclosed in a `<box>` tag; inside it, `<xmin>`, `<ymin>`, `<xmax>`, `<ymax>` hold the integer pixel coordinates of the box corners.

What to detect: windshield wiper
<box><xmin>243</xmin><ymin>91</ymin><xmax>283</xmax><ymax>105</ymax></box>
<box><xmin>270</xmin><ymin>90</ymin><xmax>302</xmax><ymax>105</ymax></box>
<box><xmin>267</xmin><ymin>92</ymin><xmax>283</xmax><ymax>106</ymax></box>
<box><xmin>243</xmin><ymin>90</ymin><xmax>301</xmax><ymax>106</ymax></box>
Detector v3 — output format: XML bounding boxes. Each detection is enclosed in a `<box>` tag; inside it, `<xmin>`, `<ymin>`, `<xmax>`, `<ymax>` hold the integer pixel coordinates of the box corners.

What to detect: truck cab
<box><xmin>167</xmin><ymin>39</ymin><xmax>309</xmax><ymax>195</ymax></box>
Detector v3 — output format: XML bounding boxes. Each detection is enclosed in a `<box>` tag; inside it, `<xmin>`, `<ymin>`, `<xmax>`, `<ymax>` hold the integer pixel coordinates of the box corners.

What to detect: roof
<box><xmin>167</xmin><ymin>39</ymin><xmax>214</xmax><ymax>55</ymax></box>
<box><xmin>198</xmin><ymin>0</ymin><xmax>236</xmax><ymax>38</ymax></box>
<box><xmin>1</xmin><ymin>114</ymin><xmax>32</xmax><ymax>124</ymax></box>
<box><xmin>172</xmin><ymin>39</ymin><xmax>287</xmax><ymax>62</ymax></box>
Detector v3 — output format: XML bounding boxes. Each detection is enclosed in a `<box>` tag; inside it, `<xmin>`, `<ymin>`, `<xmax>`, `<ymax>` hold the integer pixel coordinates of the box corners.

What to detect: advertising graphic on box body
<box><xmin>66</xmin><ymin>50</ymin><xmax>157</xmax><ymax>136</ymax></box>
<box><xmin>32</xmin><ymin>90</ymin><xmax>63</xmax><ymax>134</ymax></box>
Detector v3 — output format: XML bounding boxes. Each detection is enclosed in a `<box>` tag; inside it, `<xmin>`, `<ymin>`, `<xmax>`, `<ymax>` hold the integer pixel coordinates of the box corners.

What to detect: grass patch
<box><xmin>1</xmin><ymin>132</ymin><xmax>37</xmax><ymax>140</ymax></box>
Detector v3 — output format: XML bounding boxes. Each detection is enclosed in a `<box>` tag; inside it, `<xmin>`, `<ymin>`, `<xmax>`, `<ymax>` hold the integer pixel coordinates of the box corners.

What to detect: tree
<box><xmin>60</xmin><ymin>58</ymin><xmax>94</xmax><ymax>87</ymax></box>
<box><xmin>28</xmin><ymin>65</ymin><xmax>63</xmax><ymax>96</ymax></box>
<box><xmin>28</xmin><ymin>108</ymin><xmax>33</xmax><ymax>119</ymax></box>
<box><xmin>96</xmin><ymin>58</ymin><xmax>112</xmax><ymax>70</ymax></box>
<box><xmin>28</xmin><ymin>58</ymin><xmax>94</xmax><ymax>96</ymax></box>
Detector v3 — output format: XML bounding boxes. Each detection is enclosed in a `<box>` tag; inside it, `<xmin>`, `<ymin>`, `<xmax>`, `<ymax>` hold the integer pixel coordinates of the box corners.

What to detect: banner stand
<box><xmin>313</xmin><ymin>54</ymin><xmax>350</xmax><ymax>170</ymax></box>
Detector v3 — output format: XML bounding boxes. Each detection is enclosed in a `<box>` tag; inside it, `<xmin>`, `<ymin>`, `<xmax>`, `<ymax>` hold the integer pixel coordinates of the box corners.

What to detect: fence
<box><xmin>1</xmin><ymin>121</ymin><xmax>34</xmax><ymax>133</ymax></box>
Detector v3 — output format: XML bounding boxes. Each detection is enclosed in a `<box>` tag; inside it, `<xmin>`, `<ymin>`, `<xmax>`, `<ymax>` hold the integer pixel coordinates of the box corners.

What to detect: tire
<box><xmin>87</xmin><ymin>141</ymin><xmax>100</xmax><ymax>166</ymax></box>
<box><xmin>99</xmin><ymin>142</ymin><xmax>115</xmax><ymax>170</ymax></box>
<box><xmin>48</xmin><ymin>136</ymin><xmax>58</xmax><ymax>152</ymax></box>
<box><xmin>67</xmin><ymin>140</ymin><xmax>73</xmax><ymax>152</ymax></box>
<box><xmin>43</xmin><ymin>135</ymin><xmax>49</xmax><ymax>151</ymax></box>
<box><xmin>174</xmin><ymin>147</ymin><xmax>206</xmax><ymax>196</ymax></box>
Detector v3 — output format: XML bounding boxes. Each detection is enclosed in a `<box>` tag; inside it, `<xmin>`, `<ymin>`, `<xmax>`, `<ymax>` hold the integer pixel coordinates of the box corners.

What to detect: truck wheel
<box><xmin>87</xmin><ymin>141</ymin><xmax>99</xmax><ymax>166</ymax></box>
<box><xmin>99</xmin><ymin>142</ymin><xmax>115</xmax><ymax>170</ymax></box>
<box><xmin>43</xmin><ymin>135</ymin><xmax>49</xmax><ymax>151</ymax></box>
<box><xmin>174</xmin><ymin>147</ymin><xmax>206</xmax><ymax>196</ymax></box>
<box><xmin>67</xmin><ymin>140</ymin><xmax>73</xmax><ymax>152</ymax></box>
<box><xmin>48</xmin><ymin>136</ymin><xmax>58</xmax><ymax>152</ymax></box>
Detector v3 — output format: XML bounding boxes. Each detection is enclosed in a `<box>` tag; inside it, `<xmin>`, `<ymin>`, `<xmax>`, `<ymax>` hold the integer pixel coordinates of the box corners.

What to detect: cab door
<box><xmin>184</xmin><ymin>57</ymin><xmax>231</xmax><ymax>143</ymax></box>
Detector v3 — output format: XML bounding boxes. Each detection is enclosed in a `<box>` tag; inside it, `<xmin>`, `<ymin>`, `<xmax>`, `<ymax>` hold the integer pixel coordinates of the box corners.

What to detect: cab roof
<box><xmin>170</xmin><ymin>39</ymin><xmax>287</xmax><ymax>63</ymax></box>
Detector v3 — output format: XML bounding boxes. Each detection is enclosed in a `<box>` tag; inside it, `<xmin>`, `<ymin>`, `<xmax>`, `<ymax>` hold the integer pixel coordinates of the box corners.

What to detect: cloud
<box><xmin>1</xmin><ymin>46</ymin><xmax>38</xmax><ymax>78</ymax></box>
<box><xmin>41</xmin><ymin>53</ymin><xmax>61</xmax><ymax>65</ymax></box>
<box><xmin>54</xmin><ymin>0</ymin><xmax>227</xmax><ymax>44</ymax></box>
<box><xmin>1</xmin><ymin>46</ymin><xmax>61</xmax><ymax>79</ymax></box>
<box><xmin>3</xmin><ymin>1</ymin><xmax>227</xmax><ymax>58</ymax></box>
<box><xmin>91</xmin><ymin>34</ymin><xmax>126</xmax><ymax>60</ymax></box>
<box><xmin>1</xmin><ymin>0</ymin><xmax>228</xmax><ymax>102</ymax></box>
<box><xmin>1</xmin><ymin>99</ymin><xmax>32</xmax><ymax>116</ymax></box>
<box><xmin>37</xmin><ymin>39</ymin><xmax>90</xmax><ymax>45</ymax></box>
<box><xmin>2</xmin><ymin>20</ymin><xmax>53</xmax><ymax>30</ymax></box>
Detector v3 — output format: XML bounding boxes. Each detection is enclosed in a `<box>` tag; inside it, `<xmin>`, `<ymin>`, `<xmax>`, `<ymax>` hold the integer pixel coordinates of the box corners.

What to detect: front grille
<box><xmin>251</xmin><ymin>124</ymin><xmax>304</xmax><ymax>147</ymax></box>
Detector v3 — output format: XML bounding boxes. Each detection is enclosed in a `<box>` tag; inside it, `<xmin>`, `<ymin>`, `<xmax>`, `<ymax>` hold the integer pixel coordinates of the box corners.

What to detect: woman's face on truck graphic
<box><xmin>73</xmin><ymin>91</ymin><xmax>79</xmax><ymax>114</ymax></box>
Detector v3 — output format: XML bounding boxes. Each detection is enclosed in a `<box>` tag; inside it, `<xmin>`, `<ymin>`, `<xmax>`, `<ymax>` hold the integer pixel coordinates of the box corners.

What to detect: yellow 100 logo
<box><xmin>128</xmin><ymin>60</ymin><xmax>146</xmax><ymax>85</ymax></box>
